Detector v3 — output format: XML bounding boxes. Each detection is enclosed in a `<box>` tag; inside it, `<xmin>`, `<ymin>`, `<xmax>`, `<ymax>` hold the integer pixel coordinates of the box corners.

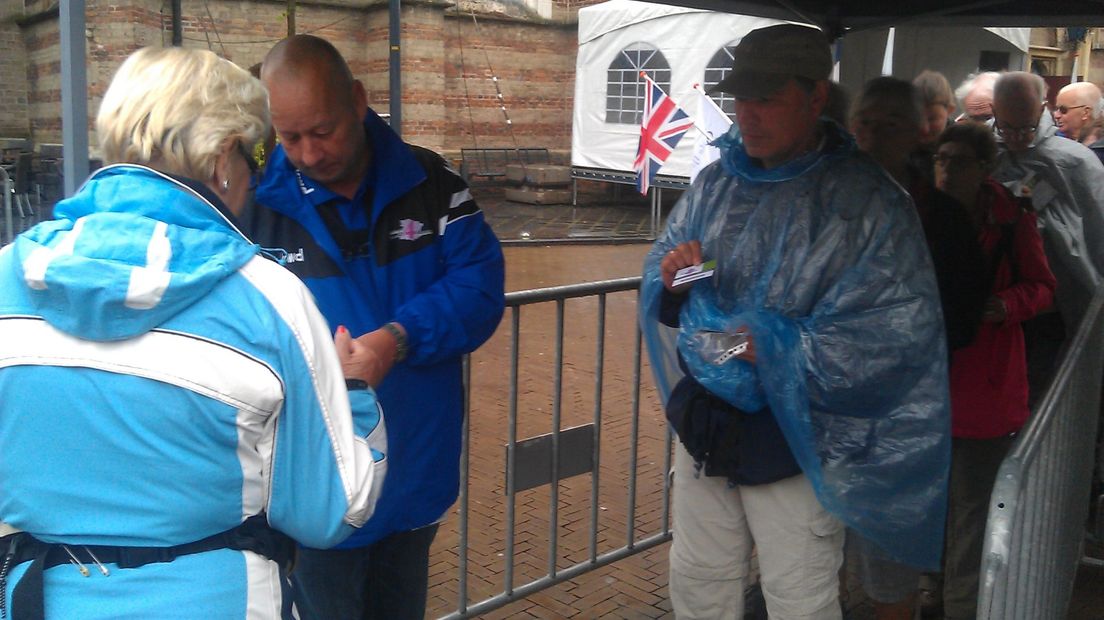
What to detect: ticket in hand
<box><xmin>672</xmin><ymin>260</ymin><xmax>716</xmax><ymax>287</ymax></box>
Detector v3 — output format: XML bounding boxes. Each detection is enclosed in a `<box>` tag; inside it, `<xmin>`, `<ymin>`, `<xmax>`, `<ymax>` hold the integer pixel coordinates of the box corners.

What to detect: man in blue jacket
<box><xmin>247</xmin><ymin>34</ymin><xmax>506</xmax><ymax>620</ymax></box>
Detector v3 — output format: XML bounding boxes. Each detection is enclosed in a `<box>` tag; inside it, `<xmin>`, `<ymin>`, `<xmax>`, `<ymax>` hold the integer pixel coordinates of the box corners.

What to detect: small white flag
<box><xmin>690</xmin><ymin>87</ymin><xmax>733</xmax><ymax>183</ymax></box>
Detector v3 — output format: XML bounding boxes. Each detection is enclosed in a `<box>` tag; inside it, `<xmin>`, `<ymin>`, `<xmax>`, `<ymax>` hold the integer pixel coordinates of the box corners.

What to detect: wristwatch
<box><xmin>345</xmin><ymin>378</ymin><xmax>370</xmax><ymax>391</ymax></box>
<box><xmin>383</xmin><ymin>321</ymin><xmax>408</xmax><ymax>362</ymax></box>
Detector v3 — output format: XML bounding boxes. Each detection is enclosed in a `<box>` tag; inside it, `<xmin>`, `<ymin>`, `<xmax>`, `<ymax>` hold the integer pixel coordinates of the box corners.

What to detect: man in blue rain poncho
<box><xmin>640</xmin><ymin>25</ymin><xmax>951</xmax><ymax>620</ymax></box>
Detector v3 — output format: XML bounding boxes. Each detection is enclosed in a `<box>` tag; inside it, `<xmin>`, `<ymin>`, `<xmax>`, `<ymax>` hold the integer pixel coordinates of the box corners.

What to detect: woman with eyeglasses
<box><xmin>933</xmin><ymin>121</ymin><xmax>1056</xmax><ymax>620</ymax></box>
<box><xmin>0</xmin><ymin>47</ymin><xmax>387</xmax><ymax>618</ymax></box>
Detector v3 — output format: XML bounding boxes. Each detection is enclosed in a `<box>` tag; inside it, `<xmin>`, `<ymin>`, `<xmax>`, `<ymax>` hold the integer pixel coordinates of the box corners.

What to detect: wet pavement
<box><xmin>478</xmin><ymin>183</ymin><xmax>674</xmax><ymax>245</ymax></box>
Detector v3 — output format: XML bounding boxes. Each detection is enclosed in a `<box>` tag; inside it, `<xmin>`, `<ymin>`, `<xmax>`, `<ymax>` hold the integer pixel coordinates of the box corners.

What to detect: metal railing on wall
<box><xmin>979</xmin><ymin>291</ymin><xmax>1104</xmax><ymax>619</ymax></box>
<box><xmin>440</xmin><ymin>276</ymin><xmax>673</xmax><ymax>619</ymax></box>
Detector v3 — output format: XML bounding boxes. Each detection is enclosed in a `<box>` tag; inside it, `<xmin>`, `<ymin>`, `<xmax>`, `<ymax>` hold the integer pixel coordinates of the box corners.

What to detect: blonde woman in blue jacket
<box><xmin>0</xmin><ymin>46</ymin><xmax>386</xmax><ymax>619</ymax></box>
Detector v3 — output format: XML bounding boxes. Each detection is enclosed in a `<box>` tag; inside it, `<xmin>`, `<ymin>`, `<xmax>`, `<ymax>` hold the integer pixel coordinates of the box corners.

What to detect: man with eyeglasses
<box><xmin>1055</xmin><ymin>82</ymin><xmax>1104</xmax><ymax>165</ymax></box>
<box><xmin>991</xmin><ymin>71</ymin><xmax>1104</xmax><ymax>398</ymax></box>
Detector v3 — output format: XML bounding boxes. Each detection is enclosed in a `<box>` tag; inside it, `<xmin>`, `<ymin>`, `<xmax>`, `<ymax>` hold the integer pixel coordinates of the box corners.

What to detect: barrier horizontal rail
<box><xmin>504</xmin><ymin>276</ymin><xmax>641</xmax><ymax>305</ymax></box>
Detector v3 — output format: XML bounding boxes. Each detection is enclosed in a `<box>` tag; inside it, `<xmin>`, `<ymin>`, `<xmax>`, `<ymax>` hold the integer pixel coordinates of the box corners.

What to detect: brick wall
<box><xmin>0</xmin><ymin>0</ymin><xmax>30</xmax><ymax>136</ymax></box>
<box><xmin>0</xmin><ymin>24</ymin><xmax>29</xmax><ymax>137</ymax></box>
<box><xmin>442</xmin><ymin>11</ymin><xmax>577</xmax><ymax>162</ymax></box>
<box><xmin>2</xmin><ymin>0</ymin><xmax>582</xmax><ymax>160</ymax></box>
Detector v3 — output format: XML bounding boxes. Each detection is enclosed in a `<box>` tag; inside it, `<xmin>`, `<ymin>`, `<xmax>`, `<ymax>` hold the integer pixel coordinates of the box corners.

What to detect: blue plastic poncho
<box><xmin>640</xmin><ymin>121</ymin><xmax>951</xmax><ymax>570</ymax></box>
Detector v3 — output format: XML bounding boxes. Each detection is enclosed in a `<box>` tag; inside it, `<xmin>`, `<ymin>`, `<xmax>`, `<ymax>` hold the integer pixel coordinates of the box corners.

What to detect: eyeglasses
<box><xmin>933</xmin><ymin>153</ymin><xmax>979</xmax><ymax>167</ymax></box>
<box><xmin>1055</xmin><ymin>104</ymin><xmax>1089</xmax><ymax>115</ymax></box>
<box><xmin>236</xmin><ymin>141</ymin><xmax>261</xmax><ymax>191</ymax></box>
<box><xmin>994</xmin><ymin>122</ymin><xmax>1038</xmax><ymax>140</ymax></box>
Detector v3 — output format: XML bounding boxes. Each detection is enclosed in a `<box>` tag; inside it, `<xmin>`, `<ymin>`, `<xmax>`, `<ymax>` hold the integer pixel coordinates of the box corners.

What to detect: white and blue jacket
<box><xmin>0</xmin><ymin>165</ymin><xmax>387</xmax><ymax>618</ymax></box>
<box><xmin>248</xmin><ymin>110</ymin><xmax>505</xmax><ymax>547</ymax></box>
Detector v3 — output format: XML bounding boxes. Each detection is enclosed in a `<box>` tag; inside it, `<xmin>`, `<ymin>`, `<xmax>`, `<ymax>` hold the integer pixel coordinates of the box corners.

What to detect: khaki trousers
<box><xmin>669</xmin><ymin>445</ymin><xmax>845</xmax><ymax>620</ymax></box>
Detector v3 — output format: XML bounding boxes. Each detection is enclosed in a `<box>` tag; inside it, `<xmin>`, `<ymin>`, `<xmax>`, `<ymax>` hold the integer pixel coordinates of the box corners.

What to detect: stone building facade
<box><xmin>0</xmin><ymin>0</ymin><xmax>597</xmax><ymax>160</ymax></box>
<box><xmin>1029</xmin><ymin>27</ymin><xmax>1104</xmax><ymax>85</ymax></box>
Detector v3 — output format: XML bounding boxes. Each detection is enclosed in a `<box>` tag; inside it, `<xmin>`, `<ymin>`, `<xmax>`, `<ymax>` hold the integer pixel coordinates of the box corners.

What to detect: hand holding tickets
<box><xmin>661</xmin><ymin>240</ymin><xmax>712</xmax><ymax>293</ymax></box>
<box><xmin>672</xmin><ymin>260</ymin><xmax>716</xmax><ymax>287</ymax></box>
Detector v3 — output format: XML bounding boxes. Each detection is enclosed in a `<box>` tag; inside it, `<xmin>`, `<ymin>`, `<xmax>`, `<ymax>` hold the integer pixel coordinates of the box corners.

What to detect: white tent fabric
<box><xmin>986</xmin><ymin>27</ymin><xmax>1030</xmax><ymax>52</ymax></box>
<box><xmin>571</xmin><ymin>0</ymin><xmax>1029</xmax><ymax>180</ymax></box>
<box><xmin>577</xmin><ymin>1</ymin><xmax>706</xmax><ymax>45</ymax></box>
<box><xmin>571</xmin><ymin>0</ymin><xmax>782</xmax><ymax>178</ymax></box>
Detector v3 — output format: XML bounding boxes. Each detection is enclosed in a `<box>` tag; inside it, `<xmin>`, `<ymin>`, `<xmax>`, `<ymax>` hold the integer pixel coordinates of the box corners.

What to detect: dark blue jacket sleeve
<box><xmin>392</xmin><ymin>166</ymin><xmax>505</xmax><ymax>365</ymax></box>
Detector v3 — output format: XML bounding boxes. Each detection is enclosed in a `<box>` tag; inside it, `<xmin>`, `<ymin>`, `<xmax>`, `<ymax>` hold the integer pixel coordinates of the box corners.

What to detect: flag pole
<box><xmin>689</xmin><ymin>83</ymin><xmax>726</xmax><ymax>142</ymax></box>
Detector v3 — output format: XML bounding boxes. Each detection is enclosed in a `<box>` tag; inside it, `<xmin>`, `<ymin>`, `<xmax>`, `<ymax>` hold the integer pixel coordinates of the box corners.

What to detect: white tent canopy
<box><xmin>571</xmin><ymin>0</ymin><xmax>781</xmax><ymax>178</ymax></box>
<box><xmin>571</xmin><ymin>0</ymin><xmax>1029</xmax><ymax>179</ymax></box>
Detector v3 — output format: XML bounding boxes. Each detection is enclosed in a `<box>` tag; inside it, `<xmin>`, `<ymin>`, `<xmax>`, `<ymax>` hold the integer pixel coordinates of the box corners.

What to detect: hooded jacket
<box><xmin>0</xmin><ymin>165</ymin><xmax>386</xmax><ymax>619</ymax></box>
<box><xmin>640</xmin><ymin>121</ymin><xmax>951</xmax><ymax>570</ymax></box>
<box><xmin>993</xmin><ymin>112</ymin><xmax>1104</xmax><ymax>330</ymax></box>
<box><xmin>248</xmin><ymin>110</ymin><xmax>505</xmax><ymax>547</ymax></box>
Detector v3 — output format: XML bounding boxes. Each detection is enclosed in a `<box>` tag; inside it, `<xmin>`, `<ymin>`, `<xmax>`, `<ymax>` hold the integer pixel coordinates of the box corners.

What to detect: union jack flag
<box><xmin>633</xmin><ymin>73</ymin><xmax>694</xmax><ymax>196</ymax></box>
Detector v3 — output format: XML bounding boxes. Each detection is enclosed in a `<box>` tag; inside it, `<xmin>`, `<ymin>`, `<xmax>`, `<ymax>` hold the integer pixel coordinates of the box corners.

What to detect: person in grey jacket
<box><xmin>992</xmin><ymin>72</ymin><xmax>1104</xmax><ymax>333</ymax></box>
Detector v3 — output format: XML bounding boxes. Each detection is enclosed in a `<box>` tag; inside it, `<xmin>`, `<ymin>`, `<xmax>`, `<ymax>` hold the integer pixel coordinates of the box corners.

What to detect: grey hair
<box><xmin>954</xmin><ymin>71</ymin><xmax>1000</xmax><ymax>105</ymax></box>
<box><xmin>994</xmin><ymin>71</ymin><xmax>1047</xmax><ymax>105</ymax></box>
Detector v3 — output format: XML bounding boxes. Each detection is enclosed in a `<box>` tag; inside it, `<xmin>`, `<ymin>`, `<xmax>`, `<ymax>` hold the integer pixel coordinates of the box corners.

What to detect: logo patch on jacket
<box><xmin>295</xmin><ymin>170</ymin><xmax>316</xmax><ymax>195</ymax></box>
<box><xmin>390</xmin><ymin>219</ymin><xmax>432</xmax><ymax>242</ymax></box>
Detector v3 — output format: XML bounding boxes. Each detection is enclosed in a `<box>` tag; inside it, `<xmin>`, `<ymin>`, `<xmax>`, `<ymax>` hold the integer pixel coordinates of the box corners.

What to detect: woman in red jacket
<box><xmin>935</xmin><ymin>122</ymin><xmax>1057</xmax><ymax>620</ymax></box>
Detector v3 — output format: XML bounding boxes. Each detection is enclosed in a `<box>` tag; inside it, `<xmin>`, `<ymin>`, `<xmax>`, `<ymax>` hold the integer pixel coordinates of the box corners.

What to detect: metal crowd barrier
<box><xmin>570</xmin><ymin>166</ymin><xmax>689</xmax><ymax>239</ymax></box>
<box><xmin>979</xmin><ymin>291</ymin><xmax>1104</xmax><ymax>619</ymax></box>
<box><xmin>441</xmin><ymin>276</ymin><xmax>673</xmax><ymax>619</ymax></box>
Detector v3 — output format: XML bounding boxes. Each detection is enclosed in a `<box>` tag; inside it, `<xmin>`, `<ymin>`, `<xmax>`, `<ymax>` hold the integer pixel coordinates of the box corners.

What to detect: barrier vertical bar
<box><xmin>626</xmin><ymin>326</ymin><xmax>642</xmax><ymax>548</ymax></box>
<box><xmin>548</xmin><ymin>299</ymin><xmax>565</xmax><ymax>577</ymax></box>
<box><xmin>589</xmin><ymin>294</ymin><xmax>606</xmax><ymax>562</ymax></box>
<box><xmin>457</xmin><ymin>354</ymin><xmax>471</xmax><ymax>612</ymax></box>
<box><xmin>503</xmin><ymin>307</ymin><xmax>521</xmax><ymax>595</ymax></box>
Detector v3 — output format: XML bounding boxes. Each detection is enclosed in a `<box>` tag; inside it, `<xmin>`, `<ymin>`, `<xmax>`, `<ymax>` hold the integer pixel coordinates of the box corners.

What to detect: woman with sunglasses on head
<box><xmin>0</xmin><ymin>47</ymin><xmax>386</xmax><ymax>619</ymax></box>
<box><xmin>933</xmin><ymin>121</ymin><xmax>1056</xmax><ymax>620</ymax></box>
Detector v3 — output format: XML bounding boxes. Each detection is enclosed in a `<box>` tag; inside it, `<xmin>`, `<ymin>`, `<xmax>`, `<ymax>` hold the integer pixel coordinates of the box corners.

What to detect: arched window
<box><xmin>703</xmin><ymin>44</ymin><xmax>738</xmax><ymax>120</ymax></box>
<box><xmin>606</xmin><ymin>44</ymin><xmax>672</xmax><ymax>124</ymax></box>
